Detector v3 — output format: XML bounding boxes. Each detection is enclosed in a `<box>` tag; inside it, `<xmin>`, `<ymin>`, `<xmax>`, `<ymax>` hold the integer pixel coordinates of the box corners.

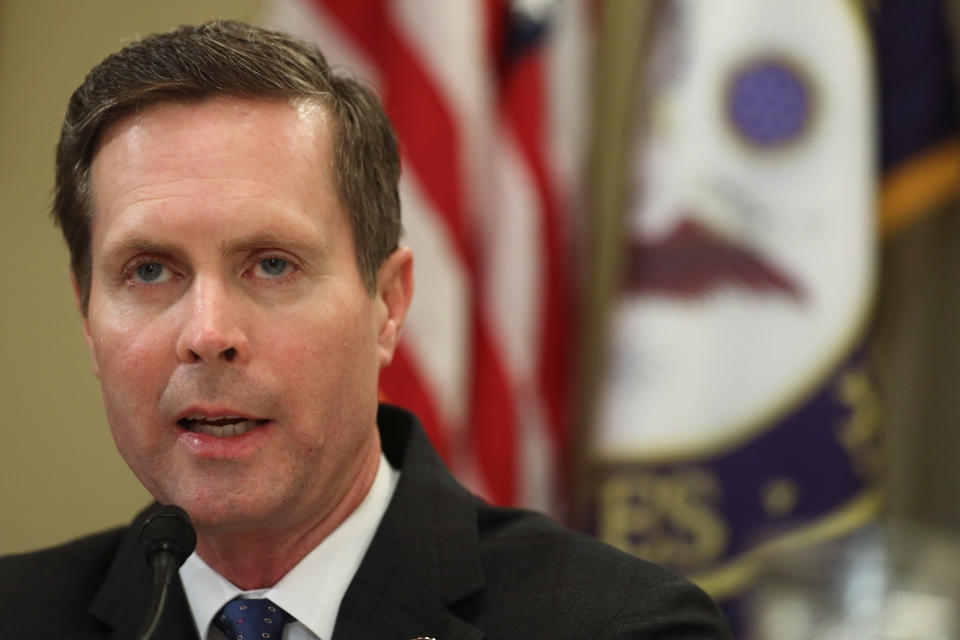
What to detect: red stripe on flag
<box><xmin>470</xmin><ymin>315</ymin><xmax>518</xmax><ymax>505</ymax></box>
<box><xmin>484</xmin><ymin>0</ymin><xmax>508</xmax><ymax>72</ymax></box>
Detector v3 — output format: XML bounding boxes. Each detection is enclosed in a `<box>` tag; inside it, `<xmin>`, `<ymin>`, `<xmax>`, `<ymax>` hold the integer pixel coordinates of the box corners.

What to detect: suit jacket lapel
<box><xmin>333</xmin><ymin>406</ymin><xmax>486</xmax><ymax>640</ymax></box>
<box><xmin>75</xmin><ymin>506</ymin><xmax>200</xmax><ymax>640</ymax></box>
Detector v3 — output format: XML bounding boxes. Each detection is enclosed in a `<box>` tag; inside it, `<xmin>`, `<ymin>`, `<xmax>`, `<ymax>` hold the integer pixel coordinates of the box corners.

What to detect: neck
<box><xmin>193</xmin><ymin>432</ymin><xmax>382</xmax><ymax>589</ymax></box>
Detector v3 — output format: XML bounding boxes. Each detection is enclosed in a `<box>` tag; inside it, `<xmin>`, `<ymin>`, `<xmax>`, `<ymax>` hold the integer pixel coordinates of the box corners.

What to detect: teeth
<box><xmin>185</xmin><ymin>413</ymin><xmax>244</xmax><ymax>421</ymax></box>
<box><xmin>189</xmin><ymin>419</ymin><xmax>259</xmax><ymax>438</ymax></box>
<box><xmin>177</xmin><ymin>412</ymin><xmax>268</xmax><ymax>437</ymax></box>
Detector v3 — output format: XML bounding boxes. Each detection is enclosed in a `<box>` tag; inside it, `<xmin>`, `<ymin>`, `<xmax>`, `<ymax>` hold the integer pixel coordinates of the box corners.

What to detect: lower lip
<box><xmin>176</xmin><ymin>422</ymin><xmax>273</xmax><ymax>459</ymax></box>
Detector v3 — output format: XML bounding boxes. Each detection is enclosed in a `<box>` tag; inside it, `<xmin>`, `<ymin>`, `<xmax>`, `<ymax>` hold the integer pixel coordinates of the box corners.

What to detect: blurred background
<box><xmin>3</xmin><ymin>0</ymin><xmax>960</xmax><ymax>636</ymax></box>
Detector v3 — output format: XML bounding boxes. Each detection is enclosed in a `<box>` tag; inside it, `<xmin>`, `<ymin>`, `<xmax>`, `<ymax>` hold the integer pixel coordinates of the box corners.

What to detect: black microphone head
<box><xmin>138</xmin><ymin>504</ymin><xmax>197</xmax><ymax>569</ymax></box>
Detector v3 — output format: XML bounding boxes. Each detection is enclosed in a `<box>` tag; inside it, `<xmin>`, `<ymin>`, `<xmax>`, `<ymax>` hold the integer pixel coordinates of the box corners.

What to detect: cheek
<box><xmin>266</xmin><ymin>301</ymin><xmax>380</xmax><ymax>417</ymax></box>
<box><xmin>90</xmin><ymin>317</ymin><xmax>175</xmax><ymax>410</ymax></box>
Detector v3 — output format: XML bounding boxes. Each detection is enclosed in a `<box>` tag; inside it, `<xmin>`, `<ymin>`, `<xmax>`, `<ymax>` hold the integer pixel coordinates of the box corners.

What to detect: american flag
<box><xmin>267</xmin><ymin>0</ymin><xmax>590</xmax><ymax>513</ymax></box>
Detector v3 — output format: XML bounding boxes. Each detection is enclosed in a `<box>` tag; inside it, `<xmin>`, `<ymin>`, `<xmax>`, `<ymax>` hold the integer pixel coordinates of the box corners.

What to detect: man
<box><xmin>0</xmin><ymin>20</ymin><xmax>731</xmax><ymax>639</ymax></box>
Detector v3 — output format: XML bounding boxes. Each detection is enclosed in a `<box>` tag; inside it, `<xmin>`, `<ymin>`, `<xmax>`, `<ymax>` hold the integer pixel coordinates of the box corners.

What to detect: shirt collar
<box><xmin>180</xmin><ymin>452</ymin><xmax>400</xmax><ymax>640</ymax></box>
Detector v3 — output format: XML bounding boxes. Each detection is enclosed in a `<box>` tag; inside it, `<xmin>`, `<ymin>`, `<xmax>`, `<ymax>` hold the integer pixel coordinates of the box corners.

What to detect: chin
<box><xmin>175</xmin><ymin>490</ymin><xmax>288</xmax><ymax>534</ymax></box>
<box><xmin>179</xmin><ymin>503</ymin><xmax>262</xmax><ymax>534</ymax></box>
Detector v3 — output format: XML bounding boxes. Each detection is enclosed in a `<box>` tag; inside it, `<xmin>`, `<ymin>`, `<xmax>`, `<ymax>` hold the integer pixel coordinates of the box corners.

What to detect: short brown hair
<box><xmin>55</xmin><ymin>19</ymin><xmax>401</xmax><ymax>312</ymax></box>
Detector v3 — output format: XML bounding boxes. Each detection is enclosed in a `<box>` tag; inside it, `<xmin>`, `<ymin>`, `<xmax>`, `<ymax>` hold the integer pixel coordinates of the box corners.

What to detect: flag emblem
<box><xmin>726</xmin><ymin>56</ymin><xmax>813</xmax><ymax>148</ymax></box>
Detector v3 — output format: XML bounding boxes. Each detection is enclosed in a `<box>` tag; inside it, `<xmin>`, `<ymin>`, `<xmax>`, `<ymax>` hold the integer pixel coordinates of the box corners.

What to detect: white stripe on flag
<box><xmin>399</xmin><ymin>172</ymin><xmax>472</xmax><ymax>431</ymax></box>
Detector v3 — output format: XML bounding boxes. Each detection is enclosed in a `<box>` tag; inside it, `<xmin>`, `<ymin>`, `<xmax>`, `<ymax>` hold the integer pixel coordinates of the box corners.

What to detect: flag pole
<box><xmin>572</xmin><ymin>0</ymin><xmax>656</xmax><ymax>526</ymax></box>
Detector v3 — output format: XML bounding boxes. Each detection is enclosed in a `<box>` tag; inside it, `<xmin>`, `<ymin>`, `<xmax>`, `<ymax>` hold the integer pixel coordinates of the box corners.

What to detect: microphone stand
<box><xmin>134</xmin><ymin>505</ymin><xmax>197</xmax><ymax>640</ymax></box>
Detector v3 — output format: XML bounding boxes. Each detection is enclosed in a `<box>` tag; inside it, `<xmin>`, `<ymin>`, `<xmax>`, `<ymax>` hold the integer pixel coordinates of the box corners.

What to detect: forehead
<box><xmin>88</xmin><ymin>96</ymin><xmax>342</xmax><ymax>248</ymax></box>
<box><xmin>92</xmin><ymin>95</ymin><xmax>331</xmax><ymax>192</ymax></box>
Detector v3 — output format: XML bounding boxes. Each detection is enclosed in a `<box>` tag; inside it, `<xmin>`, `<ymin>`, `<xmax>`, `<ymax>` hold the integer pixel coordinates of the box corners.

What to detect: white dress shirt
<box><xmin>179</xmin><ymin>452</ymin><xmax>400</xmax><ymax>640</ymax></box>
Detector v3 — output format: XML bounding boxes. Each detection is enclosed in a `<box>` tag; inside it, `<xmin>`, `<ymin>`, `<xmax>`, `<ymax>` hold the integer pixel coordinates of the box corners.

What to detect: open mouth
<box><xmin>177</xmin><ymin>413</ymin><xmax>270</xmax><ymax>437</ymax></box>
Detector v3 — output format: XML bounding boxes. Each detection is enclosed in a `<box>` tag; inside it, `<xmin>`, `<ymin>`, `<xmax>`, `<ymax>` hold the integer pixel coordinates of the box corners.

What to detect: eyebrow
<box><xmin>101</xmin><ymin>229</ymin><xmax>326</xmax><ymax>264</ymax></box>
<box><xmin>218</xmin><ymin>230</ymin><xmax>325</xmax><ymax>259</ymax></box>
<box><xmin>100</xmin><ymin>236</ymin><xmax>171</xmax><ymax>261</ymax></box>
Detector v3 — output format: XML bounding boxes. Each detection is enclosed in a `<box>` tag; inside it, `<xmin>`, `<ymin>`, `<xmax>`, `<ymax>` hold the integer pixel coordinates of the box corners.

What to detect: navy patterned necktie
<box><xmin>212</xmin><ymin>597</ymin><xmax>295</xmax><ymax>640</ymax></box>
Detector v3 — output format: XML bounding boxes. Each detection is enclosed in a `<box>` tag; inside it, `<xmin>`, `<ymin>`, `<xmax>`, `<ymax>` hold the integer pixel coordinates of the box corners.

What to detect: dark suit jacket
<box><xmin>0</xmin><ymin>405</ymin><xmax>731</xmax><ymax>639</ymax></box>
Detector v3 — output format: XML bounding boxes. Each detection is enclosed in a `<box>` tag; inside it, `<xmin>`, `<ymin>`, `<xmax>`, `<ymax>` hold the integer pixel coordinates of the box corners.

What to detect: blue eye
<box><xmin>134</xmin><ymin>262</ymin><xmax>165</xmax><ymax>282</ymax></box>
<box><xmin>258</xmin><ymin>257</ymin><xmax>289</xmax><ymax>278</ymax></box>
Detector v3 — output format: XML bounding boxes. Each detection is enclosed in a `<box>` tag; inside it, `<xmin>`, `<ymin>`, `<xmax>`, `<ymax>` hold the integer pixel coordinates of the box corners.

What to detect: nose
<box><xmin>175</xmin><ymin>276</ymin><xmax>251</xmax><ymax>365</ymax></box>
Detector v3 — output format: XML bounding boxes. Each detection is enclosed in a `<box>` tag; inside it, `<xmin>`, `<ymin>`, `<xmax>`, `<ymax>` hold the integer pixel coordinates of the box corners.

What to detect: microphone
<box><xmin>135</xmin><ymin>504</ymin><xmax>197</xmax><ymax>640</ymax></box>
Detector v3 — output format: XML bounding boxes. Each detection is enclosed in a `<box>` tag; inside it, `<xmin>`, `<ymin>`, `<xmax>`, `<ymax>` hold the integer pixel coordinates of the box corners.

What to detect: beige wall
<box><xmin>0</xmin><ymin>0</ymin><xmax>262</xmax><ymax>554</ymax></box>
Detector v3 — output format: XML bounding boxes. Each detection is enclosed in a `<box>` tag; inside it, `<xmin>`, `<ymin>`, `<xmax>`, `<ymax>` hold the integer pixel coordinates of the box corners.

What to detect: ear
<box><xmin>374</xmin><ymin>247</ymin><xmax>414</xmax><ymax>368</ymax></box>
<box><xmin>71</xmin><ymin>271</ymin><xmax>100</xmax><ymax>378</ymax></box>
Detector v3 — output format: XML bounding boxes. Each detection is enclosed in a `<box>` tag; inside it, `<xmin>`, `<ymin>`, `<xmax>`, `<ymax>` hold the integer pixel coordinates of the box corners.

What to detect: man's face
<box><xmin>82</xmin><ymin>97</ymin><xmax>405</xmax><ymax>533</ymax></box>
